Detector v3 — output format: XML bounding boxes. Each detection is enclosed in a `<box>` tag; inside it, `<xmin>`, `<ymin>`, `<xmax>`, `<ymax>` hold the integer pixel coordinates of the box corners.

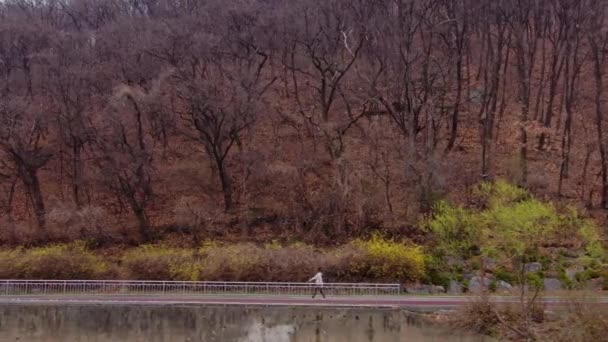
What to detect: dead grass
<box><xmin>450</xmin><ymin>294</ymin><xmax>608</xmax><ymax>342</ymax></box>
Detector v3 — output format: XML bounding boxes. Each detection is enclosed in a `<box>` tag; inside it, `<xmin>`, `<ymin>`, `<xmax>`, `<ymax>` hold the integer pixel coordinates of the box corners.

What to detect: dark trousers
<box><xmin>312</xmin><ymin>285</ymin><xmax>325</xmax><ymax>298</ymax></box>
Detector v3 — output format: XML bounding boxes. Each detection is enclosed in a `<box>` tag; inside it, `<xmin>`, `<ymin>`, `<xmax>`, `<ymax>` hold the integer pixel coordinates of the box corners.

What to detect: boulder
<box><xmin>525</xmin><ymin>262</ymin><xmax>542</xmax><ymax>273</ymax></box>
<box><xmin>468</xmin><ymin>276</ymin><xmax>492</xmax><ymax>293</ymax></box>
<box><xmin>565</xmin><ymin>266</ymin><xmax>584</xmax><ymax>281</ymax></box>
<box><xmin>447</xmin><ymin>280</ymin><xmax>463</xmax><ymax>295</ymax></box>
<box><xmin>543</xmin><ymin>278</ymin><xmax>563</xmax><ymax>292</ymax></box>
<box><xmin>585</xmin><ymin>278</ymin><xmax>604</xmax><ymax>291</ymax></box>
<box><xmin>495</xmin><ymin>280</ymin><xmax>513</xmax><ymax>293</ymax></box>
<box><xmin>483</xmin><ymin>257</ymin><xmax>497</xmax><ymax>271</ymax></box>
<box><xmin>432</xmin><ymin>285</ymin><xmax>446</xmax><ymax>294</ymax></box>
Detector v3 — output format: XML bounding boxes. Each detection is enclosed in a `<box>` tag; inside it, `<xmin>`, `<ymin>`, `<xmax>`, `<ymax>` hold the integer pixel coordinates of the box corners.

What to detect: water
<box><xmin>0</xmin><ymin>304</ymin><xmax>494</xmax><ymax>341</ymax></box>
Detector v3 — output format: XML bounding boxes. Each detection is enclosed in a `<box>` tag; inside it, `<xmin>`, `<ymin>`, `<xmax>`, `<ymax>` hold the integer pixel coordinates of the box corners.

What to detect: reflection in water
<box><xmin>0</xmin><ymin>304</ymin><xmax>494</xmax><ymax>342</ymax></box>
<box><xmin>238</xmin><ymin>322</ymin><xmax>295</xmax><ymax>342</ymax></box>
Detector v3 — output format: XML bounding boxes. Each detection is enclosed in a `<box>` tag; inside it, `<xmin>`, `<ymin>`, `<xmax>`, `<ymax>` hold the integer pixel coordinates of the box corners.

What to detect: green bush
<box><xmin>346</xmin><ymin>234</ymin><xmax>426</xmax><ymax>283</ymax></box>
<box><xmin>479</xmin><ymin>198</ymin><xmax>560</xmax><ymax>260</ymax></box>
<box><xmin>122</xmin><ymin>245</ymin><xmax>200</xmax><ymax>280</ymax></box>
<box><xmin>17</xmin><ymin>242</ymin><xmax>106</xmax><ymax>279</ymax></box>
<box><xmin>428</xmin><ymin>180</ymin><xmax>605</xmax><ymax>279</ymax></box>
<box><xmin>493</xmin><ymin>267</ymin><xmax>517</xmax><ymax>284</ymax></box>
<box><xmin>427</xmin><ymin>201</ymin><xmax>481</xmax><ymax>259</ymax></box>
<box><xmin>475</xmin><ymin>180</ymin><xmax>528</xmax><ymax>207</ymax></box>
<box><xmin>527</xmin><ymin>273</ymin><xmax>543</xmax><ymax>291</ymax></box>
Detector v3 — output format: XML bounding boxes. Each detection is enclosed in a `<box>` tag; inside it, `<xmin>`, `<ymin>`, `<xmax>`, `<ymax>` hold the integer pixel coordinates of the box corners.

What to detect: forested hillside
<box><xmin>0</xmin><ymin>0</ymin><xmax>607</xmax><ymax>245</ymax></box>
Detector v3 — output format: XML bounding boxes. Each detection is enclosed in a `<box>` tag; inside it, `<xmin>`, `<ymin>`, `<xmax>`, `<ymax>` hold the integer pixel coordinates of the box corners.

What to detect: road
<box><xmin>2</xmin><ymin>294</ymin><xmax>607</xmax><ymax>311</ymax></box>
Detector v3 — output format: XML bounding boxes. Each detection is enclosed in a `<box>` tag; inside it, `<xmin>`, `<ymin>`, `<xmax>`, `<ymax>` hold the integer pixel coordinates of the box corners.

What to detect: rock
<box><xmin>468</xmin><ymin>276</ymin><xmax>492</xmax><ymax>293</ymax></box>
<box><xmin>544</xmin><ymin>270</ymin><xmax>560</xmax><ymax>278</ymax></box>
<box><xmin>557</xmin><ymin>247</ymin><xmax>579</xmax><ymax>258</ymax></box>
<box><xmin>586</xmin><ymin>278</ymin><xmax>604</xmax><ymax>291</ymax></box>
<box><xmin>495</xmin><ymin>280</ymin><xmax>513</xmax><ymax>293</ymax></box>
<box><xmin>446</xmin><ymin>256</ymin><xmax>465</xmax><ymax>267</ymax></box>
<box><xmin>462</xmin><ymin>272</ymin><xmax>476</xmax><ymax>281</ymax></box>
<box><xmin>565</xmin><ymin>266</ymin><xmax>584</xmax><ymax>281</ymax></box>
<box><xmin>433</xmin><ymin>285</ymin><xmax>446</xmax><ymax>294</ymax></box>
<box><xmin>543</xmin><ymin>278</ymin><xmax>563</xmax><ymax>291</ymax></box>
<box><xmin>525</xmin><ymin>262</ymin><xmax>542</xmax><ymax>273</ymax></box>
<box><xmin>483</xmin><ymin>257</ymin><xmax>497</xmax><ymax>271</ymax></box>
<box><xmin>405</xmin><ymin>285</ymin><xmax>444</xmax><ymax>294</ymax></box>
<box><xmin>447</xmin><ymin>280</ymin><xmax>463</xmax><ymax>295</ymax></box>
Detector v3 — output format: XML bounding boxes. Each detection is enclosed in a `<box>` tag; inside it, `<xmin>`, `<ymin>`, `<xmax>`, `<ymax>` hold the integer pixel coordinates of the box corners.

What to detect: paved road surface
<box><xmin>1</xmin><ymin>295</ymin><xmax>607</xmax><ymax>311</ymax></box>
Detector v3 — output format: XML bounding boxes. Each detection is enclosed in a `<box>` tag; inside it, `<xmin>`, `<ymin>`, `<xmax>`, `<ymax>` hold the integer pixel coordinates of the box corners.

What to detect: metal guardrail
<box><xmin>0</xmin><ymin>280</ymin><xmax>401</xmax><ymax>297</ymax></box>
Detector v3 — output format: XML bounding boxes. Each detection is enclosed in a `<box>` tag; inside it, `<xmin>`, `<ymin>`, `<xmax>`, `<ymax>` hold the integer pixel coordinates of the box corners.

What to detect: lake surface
<box><xmin>0</xmin><ymin>303</ymin><xmax>495</xmax><ymax>341</ymax></box>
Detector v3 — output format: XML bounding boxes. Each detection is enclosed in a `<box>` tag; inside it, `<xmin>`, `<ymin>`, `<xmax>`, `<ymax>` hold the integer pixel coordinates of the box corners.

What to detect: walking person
<box><xmin>309</xmin><ymin>268</ymin><xmax>326</xmax><ymax>299</ymax></box>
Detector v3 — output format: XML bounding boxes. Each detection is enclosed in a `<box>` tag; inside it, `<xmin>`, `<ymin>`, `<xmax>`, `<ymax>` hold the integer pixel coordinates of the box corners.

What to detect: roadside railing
<box><xmin>0</xmin><ymin>280</ymin><xmax>401</xmax><ymax>297</ymax></box>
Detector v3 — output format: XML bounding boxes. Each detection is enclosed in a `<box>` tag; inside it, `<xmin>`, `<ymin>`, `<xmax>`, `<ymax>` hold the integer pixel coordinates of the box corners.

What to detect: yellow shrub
<box><xmin>475</xmin><ymin>180</ymin><xmax>529</xmax><ymax>208</ymax></box>
<box><xmin>199</xmin><ymin>243</ymin><xmax>265</xmax><ymax>281</ymax></box>
<box><xmin>0</xmin><ymin>248</ymin><xmax>23</xmax><ymax>278</ymax></box>
<box><xmin>349</xmin><ymin>235</ymin><xmax>426</xmax><ymax>283</ymax></box>
<box><xmin>199</xmin><ymin>241</ymin><xmax>327</xmax><ymax>281</ymax></box>
<box><xmin>123</xmin><ymin>245</ymin><xmax>200</xmax><ymax>280</ymax></box>
<box><xmin>17</xmin><ymin>241</ymin><xmax>107</xmax><ymax>279</ymax></box>
<box><xmin>260</xmin><ymin>243</ymin><xmax>320</xmax><ymax>281</ymax></box>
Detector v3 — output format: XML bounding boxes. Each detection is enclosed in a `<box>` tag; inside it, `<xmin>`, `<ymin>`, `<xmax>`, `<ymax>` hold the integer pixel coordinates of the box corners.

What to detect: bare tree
<box><xmin>93</xmin><ymin>86</ymin><xmax>156</xmax><ymax>240</ymax></box>
<box><xmin>361</xmin><ymin>0</ymin><xmax>453</xmax><ymax>213</ymax></box>
<box><xmin>557</xmin><ymin>0</ymin><xmax>585</xmax><ymax>195</ymax></box>
<box><xmin>47</xmin><ymin>33</ymin><xmax>100</xmax><ymax>207</ymax></box>
<box><xmin>588</xmin><ymin>0</ymin><xmax>608</xmax><ymax>208</ymax></box>
<box><xmin>509</xmin><ymin>0</ymin><xmax>541</xmax><ymax>186</ymax></box>
<box><xmin>0</xmin><ymin>100</ymin><xmax>52</xmax><ymax>230</ymax></box>
<box><xmin>536</xmin><ymin>0</ymin><xmax>568</xmax><ymax>149</ymax></box>
<box><xmin>170</xmin><ymin>14</ymin><xmax>273</xmax><ymax>211</ymax></box>
<box><xmin>281</xmin><ymin>0</ymin><xmax>368</xmax><ymax>160</ymax></box>
<box><xmin>0</xmin><ymin>15</ymin><xmax>52</xmax><ymax>231</ymax></box>
<box><xmin>441</xmin><ymin>0</ymin><xmax>471</xmax><ymax>151</ymax></box>
<box><xmin>476</xmin><ymin>1</ymin><xmax>512</xmax><ymax>178</ymax></box>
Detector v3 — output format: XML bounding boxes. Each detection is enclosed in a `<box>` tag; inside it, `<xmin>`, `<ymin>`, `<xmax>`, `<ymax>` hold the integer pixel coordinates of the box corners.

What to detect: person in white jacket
<box><xmin>309</xmin><ymin>268</ymin><xmax>326</xmax><ymax>298</ymax></box>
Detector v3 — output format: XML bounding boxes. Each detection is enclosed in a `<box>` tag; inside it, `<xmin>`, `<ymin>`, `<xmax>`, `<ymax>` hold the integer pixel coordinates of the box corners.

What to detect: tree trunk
<box><xmin>558</xmin><ymin>108</ymin><xmax>572</xmax><ymax>195</ymax></box>
<box><xmin>533</xmin><ymin>38</ymin><xmax>546</xmax><ymax>122</ymax></box>
<box><xmin>593</xmin><ymin>53</ymin><xmax>608</xmax><ymax>208</ymax></box>
<box><xmin>215</xmin><ymin>156</ymin><xmax>234</xmax><ymax>211</ymax></box>
<box><xmin>516</xmin><ymin>46</ymin><xmax>530</xmax><ymax>186</ymax></box>
<box><xmin>519</xmin><ymin>107</ymin><xmax>529</xmax><ymax>187</ymax></box>
<box><xmin>447</xmin><ymin>58</ymin><xmax>463</xmax><ymax>151</ymax></box>
<box><xmin>72</xmin><ymin>143</ymin><xmax>83</xmax><ymax>208</ymax></box>
<box><xmin>22</xmin><ymin>168</ymin><xmax>46</xmax><ymax>230</ymax></box>
<box><xmin>132</xmin><ymin>206</ymin><xmax>150</xmax><ymax>241</ymax></box>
